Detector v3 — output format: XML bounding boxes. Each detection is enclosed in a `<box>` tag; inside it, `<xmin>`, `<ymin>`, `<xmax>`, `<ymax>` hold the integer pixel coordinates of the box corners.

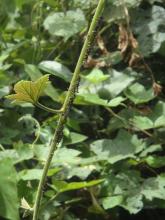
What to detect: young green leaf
<box><xmin>6</xmin><ymin>74</ymin><xmax>50</xmax><ymax>104</ymax></box>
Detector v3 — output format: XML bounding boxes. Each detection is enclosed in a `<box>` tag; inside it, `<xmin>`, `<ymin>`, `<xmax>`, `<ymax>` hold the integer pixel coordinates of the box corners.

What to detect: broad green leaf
<box><xmin>0</xmin><ymin>53</ymin><xmax>9</xmax><ymax>63</ymax></box>
<box><xmin>34</xmin><ymin>145</ymin><xmax>82</xmax><ymax>166</ymax></box>
<box><xmin>125</xmin><ymin>83</ymin><xmax>155</xmax><ymax>104</ymax></box>
<box><xmin>0</xmin><ymin>158</ymin><xmax>19</xmax><ymax>220</ymax></box>
<box><xmin>91</xmin><ymin>130</ymin><xmax>145</xmax><ymax>164</ymax></box>
<box><xmin>104</xmin><ymin>4</ymin><xmax>125</xmax><ymax>23</ymax></box>
<box><xmin>19</xmin><ymin>169</ymin><xmax>43</xmax><ymax>181</ymax></box>
<box><xmin>0</xmin><ymin>86</ymin><xmax>10</xmax><ymax>98</ymax></box>
<box><xmin>132</xmin><ymin>5</ymin><xmax>165</xmax><ymax>56</ymax></box>
<box><xmin>145</xmin><ymin>155</ymin><xmax>165</xmax><ymax>168</ymax></box>
<box><xmin>109</xmin><ymin>101</ymin><xmax>165</xmax><ymax>131</ymax></box>
<box><xmin>132</xmin><ymin>101</ymin><xmax>165</xmax><ymax>129</ymax></box>
<box><xmin>101</xmin><ymin>172</ymin><xmax>165</xmax><ymax>214</ymax></box>
<box><xmin>100</xmin><ymin>171</ymin><xmax>144</xmax><ymax>214</ymax></box>
<box><xmin>108</xmin><ymin>96</ymin><xmax>125</xmax><ymax>107</ymax></box>
<box><xmin>47</xmin><ymin>168</ymin><xmax>62</xmax><ymax>177</ymax></box>
<box><xmin>75</xmin><ymin>93</ymin><xmax>125</xmax><ymax>107</ymax></box>
<box><xmin>84</xmin><ymin>68</ymin><xmax>110</xmax><ymax>84</ymax></box>
<box><xmin>0</xmin><ymin>149</ymin><xmax>18</xmax><ymax>163</ymax></box>
<box><xmin>0</xmin><ymin>143</ymin><xmax>33</xmax><ymax>164</ymax></box>
<box><xmin>106</xmin><ymin>68</ymin><xmax>135</xmax><ymax>97</ymax></box>
<box><xmin>6</xmin><ymin>74</ymin><xmax>49</xmax><ymax>104</ymax></box>
<box><xmin>78</xmin><ymin>68</ymin><xmax>135</xmax><ymax>101</ymax></box>
<box><xmin>105</xmin><ymin>0</ymin><xmax>141</xmax><ymax>23</ymax></box>
<box><xmin>0</xmin><ymin>128</ymin><xmax>20</xmax><ymax>145</ymax></box>
<box><xmin>75</xmin><ymin>93</ymin><xmax>109</xmax><ymax>106</ymax></box>
<box><xmin>132</xmin><ymin>116</ymin><xmax>154</xmax><ymax>130</ymax></box>
<box><xmin>64</xmin><ymin>132</ymin><xmax>88</xmax><ymax>145</ymax></box>
<box><xmin>121</xmin><ymin>194</ymin><xmax>143</xmax><ymax>214</ymax></box>
<box><xmin>43</xmin><ymin>9</ymin><xmax>87</xmax><ymax>40</ymax></box>
<box><xmin>39</xmin><ymin>61</ymin><xmax>72</xmax><ymax>82</ymax></box>
<box><xmin>53</xmin><ymin>148</ymin><xmax>82</xmax><ymax>166</ymax></box>
<box><xmin>140</xmin><ymin>144</ymin><xmax>162</xmax><ymax>157</ymax></box>
<box><xmin>14</xmin><ymin>142</ymin><xmax>34</xmax><ymax>163</ymax></box>
<box><xmin>67</xmin><ymin>165</ymin><xmax>96</xmax><ymax>180</ymax></box>
<box><xmin>102</xmin><ymin>195</ymin><xmax>123</xmax><ymax>209</ymax></box>
<box><xmin>149</xmin><ymin>101</ymin><xmax>165</xmax><ymax>127</ymax></box>
<box><xmin>52</xmin><ymin>179</ymin><xmax>104</xmax><ymax>193</ymax></box>
<box><xmin>142</xmin><ymin>175</ymin><xmax>165</xmax><ymax>200</ymax></box>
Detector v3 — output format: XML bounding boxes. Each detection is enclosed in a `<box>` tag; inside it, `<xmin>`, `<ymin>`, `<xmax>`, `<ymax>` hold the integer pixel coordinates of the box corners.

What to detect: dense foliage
<box><xmin>1</xmin><ymin>0</ymin><xmax>165</xmax><ymax>219</ymax></box>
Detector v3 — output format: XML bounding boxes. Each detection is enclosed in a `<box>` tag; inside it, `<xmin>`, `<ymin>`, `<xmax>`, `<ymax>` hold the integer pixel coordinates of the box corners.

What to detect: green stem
<box><xmin>32</xmin><ymin>1</ymin><xmax>105</xmax><ymax>219</ymax></box>
<box><xmin>36</xmin><ymin>102</ymin><xmax>63</xmax><ymax>113</ymax></box>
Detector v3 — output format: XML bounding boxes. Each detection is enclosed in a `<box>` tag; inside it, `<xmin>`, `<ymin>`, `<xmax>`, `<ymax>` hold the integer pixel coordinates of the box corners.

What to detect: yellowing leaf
<box><xmin>6</xmin><ymin>74</ymin><xmax>49</xmax><ymax>104</ymax></box>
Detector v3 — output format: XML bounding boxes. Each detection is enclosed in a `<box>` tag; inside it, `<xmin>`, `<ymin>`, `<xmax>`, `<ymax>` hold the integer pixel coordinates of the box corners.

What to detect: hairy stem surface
<box><xmin>32</xmin><ymin>1</ymin><xmax>105</xmax><ymax>219</ymax></box>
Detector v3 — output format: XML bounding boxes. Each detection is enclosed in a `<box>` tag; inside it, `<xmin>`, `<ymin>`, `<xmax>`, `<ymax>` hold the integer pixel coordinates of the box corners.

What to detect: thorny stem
<box><xmin>32</xmin><ymin>1</ymin><xmax>105</xmax><ymax>219</ymax></box>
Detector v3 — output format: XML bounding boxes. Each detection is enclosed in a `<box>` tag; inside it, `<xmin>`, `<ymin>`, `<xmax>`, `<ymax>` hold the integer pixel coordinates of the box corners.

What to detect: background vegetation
<box><xmin>0</xmin><ymin>0</ymin><xmax>165</xmax><ymax>219</ymax></box>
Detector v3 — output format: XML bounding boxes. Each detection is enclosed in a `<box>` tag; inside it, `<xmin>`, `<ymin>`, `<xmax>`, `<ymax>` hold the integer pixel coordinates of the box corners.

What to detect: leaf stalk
<box><xmin>36</xmin><ymin>102</ymin><xmax>63</xmax><ymax>113</ymax></box>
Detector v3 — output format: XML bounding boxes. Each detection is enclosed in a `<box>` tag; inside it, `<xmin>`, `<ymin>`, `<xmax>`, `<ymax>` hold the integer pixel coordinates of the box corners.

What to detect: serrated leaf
<box><xmin>25</xmin><ymin>64</ymin><xmax>59</xmax><ymax>102</ymax></box>
<box><xmin>43</xmin><ymin>9</ymin><xmax>87</xmax><ymax>40</ymax></box>
<box><xmin>6</xmin><ymin>74</ymin><xmax>49</xmax><ymax>104</ymax></box>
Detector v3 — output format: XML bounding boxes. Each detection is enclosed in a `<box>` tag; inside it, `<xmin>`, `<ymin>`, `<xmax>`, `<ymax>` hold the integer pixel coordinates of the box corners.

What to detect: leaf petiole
<box><xmin>36</xmin><ymin>102</ymin><xmax>63</xmax><ymax>114</ymax></box>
